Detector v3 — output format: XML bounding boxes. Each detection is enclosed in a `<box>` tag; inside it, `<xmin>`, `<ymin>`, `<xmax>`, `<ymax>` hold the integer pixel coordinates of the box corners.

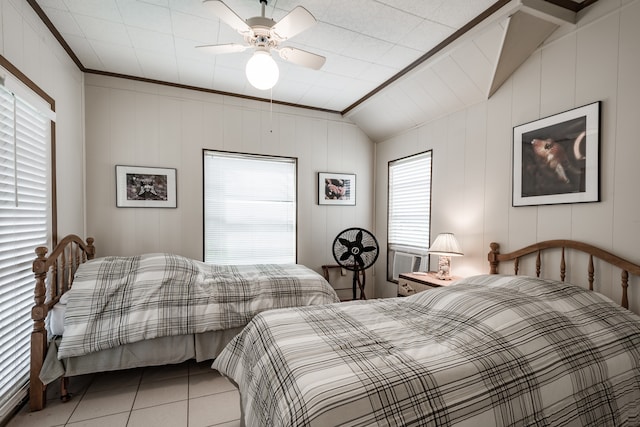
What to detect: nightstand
<box><xmin>398</xmin><ymin>272</ymin><xmax>460</xmax><ymax>296</ymax></box>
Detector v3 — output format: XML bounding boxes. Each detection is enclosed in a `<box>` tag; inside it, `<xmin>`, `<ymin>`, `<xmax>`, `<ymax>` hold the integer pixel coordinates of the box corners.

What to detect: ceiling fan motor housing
<box><xmin>200</xmin><ymin>0</ymin><xmax>326</xmax><ymax>72</ymax></box>
<box><xmin>245</xmin><ymin>17</ymin><xmax>279</xmax><ymax>48</ymax></box>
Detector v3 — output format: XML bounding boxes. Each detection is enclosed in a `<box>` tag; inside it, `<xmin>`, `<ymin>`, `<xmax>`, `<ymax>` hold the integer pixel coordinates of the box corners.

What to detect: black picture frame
<box><xmin>512</xmin><ymin>101</ymin><xmax>600</xmax><ymax>206</ymax></box>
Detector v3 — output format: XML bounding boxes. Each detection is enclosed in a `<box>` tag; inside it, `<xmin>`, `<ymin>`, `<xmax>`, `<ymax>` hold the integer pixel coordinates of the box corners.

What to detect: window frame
<box><xmin>202</xmin><ymin>149</ymin><xmax>298</xmax><ymax>265</ymax></box>
<box><xmin>0</xmin><ymin>55</ymin><xmax>56</xmax><ymax>421</ymax></box>
<box><xmin>386</xmin><ymin>150</ymin><xmax>433</xmax><ymax>282</ymax></box>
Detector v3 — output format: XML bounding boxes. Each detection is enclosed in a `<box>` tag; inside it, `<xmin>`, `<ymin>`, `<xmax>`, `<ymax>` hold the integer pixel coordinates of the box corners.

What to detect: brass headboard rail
<box><xmin>488</xmin><ymin>239</ymin><xmax>640</xmax><ymax>309</ymax></box>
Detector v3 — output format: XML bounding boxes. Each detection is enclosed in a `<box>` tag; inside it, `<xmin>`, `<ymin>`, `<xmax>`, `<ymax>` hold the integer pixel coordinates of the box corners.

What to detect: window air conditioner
<box><xmin>392</xmin><ymin>252</ymin><xmax>424</xmax><ymax>280</ymax></box>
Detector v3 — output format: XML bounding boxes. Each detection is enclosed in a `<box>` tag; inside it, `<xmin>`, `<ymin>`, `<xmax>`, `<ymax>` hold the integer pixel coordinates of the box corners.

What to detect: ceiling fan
<box><xmin>199</xmin><ymin>0</ymin><xmax>326</xmax><ymax>90</ymax></box>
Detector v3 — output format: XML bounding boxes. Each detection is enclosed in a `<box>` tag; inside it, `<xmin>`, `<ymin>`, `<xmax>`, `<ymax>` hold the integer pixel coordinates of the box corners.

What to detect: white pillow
<box><xmin>59</xmin><ymin>291</ymin><xmax>70</xmax><ymax>305</ymax></box>
<box><xmin>47</xmin><ymin>291</ymin><xmax>70</xmax><ymax>336</ymax></box>
<box><xmin>48</xmin><ymin>304</ymin><xmax>66</xmax><ymax>336</ymax></box>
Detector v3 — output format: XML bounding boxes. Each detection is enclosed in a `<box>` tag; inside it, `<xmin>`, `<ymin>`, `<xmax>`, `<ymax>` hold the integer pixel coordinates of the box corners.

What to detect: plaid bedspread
<box><xmin>213</xmin><ymin>274</ymin><xmax>640</xmax><ymax>427</ymax></box>
<box><xmin>58</xmin><ymin>254</ymin><xmax>339</xmax><ymax>359</ymax></box>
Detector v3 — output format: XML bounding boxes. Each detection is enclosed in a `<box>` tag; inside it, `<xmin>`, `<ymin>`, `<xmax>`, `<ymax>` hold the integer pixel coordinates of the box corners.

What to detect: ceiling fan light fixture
<box><xmin>246</xmin><ymin>50</ymin><xmax>279</xmax><ymax>90</ymax></box>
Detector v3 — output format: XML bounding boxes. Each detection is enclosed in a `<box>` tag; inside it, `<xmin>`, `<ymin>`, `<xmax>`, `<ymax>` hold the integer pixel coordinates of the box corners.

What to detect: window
<box><xmin>387</xmin><ymin>151</ymin><xmax>432</xmax><ymax>280</ymax></box>
<box><xmin>0</xmin><ymin>69</ymin><xmax>53</xmax><ymax>418</ymax></box>
<box><xmin>203</xmin><ymin>150</ymin><xmax>296</xmax><ymax>264</ymax></box>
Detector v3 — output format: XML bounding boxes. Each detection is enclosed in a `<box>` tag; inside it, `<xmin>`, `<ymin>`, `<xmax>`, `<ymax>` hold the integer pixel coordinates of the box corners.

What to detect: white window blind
<box><xmin>0</xmin><ymin>84</ymin><xmax>50</xmax><ymax>418</ymax></box>
<box><xmin>203</xmin><ymin>150</ymin><xmax>296</xmax><ymax>265</ymax></box>
<box><xmin>388</xmin><ymin>151</ymin><xmax>432</xmax><ymax>254</ymax></box>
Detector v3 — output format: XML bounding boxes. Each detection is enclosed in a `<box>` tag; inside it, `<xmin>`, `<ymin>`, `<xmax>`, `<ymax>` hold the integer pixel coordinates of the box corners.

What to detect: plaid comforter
<box><xmin>58</xmin><ymin>254</ymin><xmax>339</xmax><ymax>359</ymax></box>
<box><xmin>213</xmin><ymin>274</ymin><xmax>640</xmax><ymax>427</ymax></box>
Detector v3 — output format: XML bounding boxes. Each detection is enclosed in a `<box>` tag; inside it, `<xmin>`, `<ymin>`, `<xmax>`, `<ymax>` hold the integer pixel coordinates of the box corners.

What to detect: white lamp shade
<box><xmin>428</xmin><ymin>233</ymin><xmax>463</xmax><ymax>256</ymax></box>
<box><xmin>246</xmin><ymin>50</ymin><xmax>279</xmax><ymax>90</ymax></box>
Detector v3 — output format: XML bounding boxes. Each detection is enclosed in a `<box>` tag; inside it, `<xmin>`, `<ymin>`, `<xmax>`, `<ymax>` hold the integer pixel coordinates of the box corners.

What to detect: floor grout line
<box><xmin>9</xmin><ymin>363</ymin><xmax>242</xmax><ymax>427</ymax></box>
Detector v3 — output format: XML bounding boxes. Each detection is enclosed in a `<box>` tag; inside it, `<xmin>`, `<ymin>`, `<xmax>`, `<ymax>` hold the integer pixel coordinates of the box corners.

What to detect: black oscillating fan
<box><xmin>332</xmin><ymin>228</ymin><xmax>379</xmax><ymax>300</ymax></box>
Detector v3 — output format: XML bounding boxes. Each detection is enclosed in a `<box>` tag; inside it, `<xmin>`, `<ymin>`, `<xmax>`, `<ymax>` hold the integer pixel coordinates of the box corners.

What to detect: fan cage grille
<box><xmin>332</xmin><ymin>228</ymin><xmax>379</xmax><ymax>271</ymax></box>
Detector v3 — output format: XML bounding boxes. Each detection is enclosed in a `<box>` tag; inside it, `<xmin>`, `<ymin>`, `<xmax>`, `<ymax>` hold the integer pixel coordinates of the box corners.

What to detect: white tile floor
<box><xmin>7</xmin><ymin>361</ymin><xmax>241</xmax><ymax>427</ymax></box>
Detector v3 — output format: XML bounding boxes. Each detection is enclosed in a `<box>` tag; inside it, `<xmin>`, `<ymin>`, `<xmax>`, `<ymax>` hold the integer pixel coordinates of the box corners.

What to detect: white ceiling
<box><xmin>32</xmin><ymin>0</ymin><xmax>593</xmax><ymax>141</ymax></box>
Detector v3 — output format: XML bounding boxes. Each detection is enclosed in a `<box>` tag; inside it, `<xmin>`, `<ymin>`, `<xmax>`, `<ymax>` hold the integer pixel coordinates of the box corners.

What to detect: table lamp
<box><xmin>428</xmin><ymin>233</ymin><xmax>463</xmax><ymax>280</ymax></box>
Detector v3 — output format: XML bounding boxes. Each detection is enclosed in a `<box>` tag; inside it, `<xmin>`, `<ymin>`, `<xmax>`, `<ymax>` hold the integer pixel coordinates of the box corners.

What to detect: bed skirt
<box><xmin>40</xmin><ymin>327</ymin><xmax>243</xmax><ymax>384</ymax></box>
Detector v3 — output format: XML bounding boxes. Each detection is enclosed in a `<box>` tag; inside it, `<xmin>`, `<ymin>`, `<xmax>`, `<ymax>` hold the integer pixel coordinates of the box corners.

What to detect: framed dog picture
<box><xmin>116</xmin><ymin>165</ymin><xmax>177</xmax><ymax>208</ymax></box>
<box><xmin>512</xmin><ymin>101</ymin><xmax>600</xmax><ymax>207</ymax></box>
<box><xmin>318</xmin><ymin>172</ymin><xmax>356</xmax><ymax>205</ymax></box>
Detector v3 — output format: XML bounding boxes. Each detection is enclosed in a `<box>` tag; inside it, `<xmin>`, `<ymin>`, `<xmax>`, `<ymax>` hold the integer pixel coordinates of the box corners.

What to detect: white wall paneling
<box><xmin>374</xmin><ymin>0</ymin><xmax>640</xmax><ymax>313</ymax></box>
<box><xmin>1</xmin><ymin>0</ymin><xmax>85</xmax><ymax>239</ymax></box>
<box><xmin>6</xmin><ymin>0</ymin><xmax>640</xmax><ymax>309</ymax></box>
<box><xmin>84</xmin><ymin>74</ymin><xmax>375</xmax><ymax>292</ymax></box>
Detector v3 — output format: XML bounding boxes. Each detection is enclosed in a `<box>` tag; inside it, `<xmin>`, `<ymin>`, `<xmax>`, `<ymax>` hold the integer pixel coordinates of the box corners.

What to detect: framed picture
<box><xmin>512</xmin><ymin>101</ymin><xmax>600</xmax><ymax>207</ymax></box>
<box><xmin>318</xmin><ymin>172</ymin><xmax>356</xmax><ymax>205</ymax></box>
<box><xmin>116</xmin><ymin>165</ymin><xmax>177</xmax><ymax>208</ymax></box>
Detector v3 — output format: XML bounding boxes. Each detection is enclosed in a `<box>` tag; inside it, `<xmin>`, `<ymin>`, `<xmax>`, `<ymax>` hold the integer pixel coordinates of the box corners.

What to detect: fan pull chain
<box><xmin>269</xmin><ymin>87</ymin><xmax>273</xmax><ymax>133</ymax></box>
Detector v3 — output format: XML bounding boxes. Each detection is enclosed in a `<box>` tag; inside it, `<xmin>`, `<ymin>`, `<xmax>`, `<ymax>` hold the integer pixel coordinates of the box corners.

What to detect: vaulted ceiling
<box><xmin>31</xmin><ymin>0</ymin><xmax>596</xmax><ymax>141</ymax></box>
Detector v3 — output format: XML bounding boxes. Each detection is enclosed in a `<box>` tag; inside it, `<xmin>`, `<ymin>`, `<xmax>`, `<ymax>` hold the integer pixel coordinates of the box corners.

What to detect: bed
<box><xmin>212</xmin><ymin>239</ymin><xmax>640</xmax><ymax>426</ymax></box>
<box><xmin>29</xmin><ymin>234</ymin><xmax>339</xmax><ymax>411</ymax></box>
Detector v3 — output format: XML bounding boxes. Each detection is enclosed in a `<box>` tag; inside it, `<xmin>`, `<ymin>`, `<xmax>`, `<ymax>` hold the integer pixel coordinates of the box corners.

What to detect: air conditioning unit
<box><xmin>391</xmin><ymin>252</ymin><xmax>425</xmax><ymax>280</ymax></box>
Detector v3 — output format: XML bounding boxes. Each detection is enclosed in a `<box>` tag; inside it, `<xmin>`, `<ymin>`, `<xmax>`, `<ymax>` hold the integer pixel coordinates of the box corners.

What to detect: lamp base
<box><xmin>436</xmin><ymin>255</ymin><xmax>453</xmax><ymax>280</ymax></box>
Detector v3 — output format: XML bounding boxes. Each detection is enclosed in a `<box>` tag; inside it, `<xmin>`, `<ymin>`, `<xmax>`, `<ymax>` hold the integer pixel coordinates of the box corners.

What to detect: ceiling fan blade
<box><xmin>271</xmin><ymin>6</ymin><xmax>316</xmax><ymax>40</ymax></box>
<box><xmin>196</xmin><ymin>43</ymin><xmax>248</xmax><ymax>54</ymax></box>
<box><xmin>203</xmin><ymin>0</ymin><xmax>251</xmax><ymax>34</ymax></box>
<box><xmin>278</xmin><ymin>47</ymin><xmax>325</xmax><ymax>70</ymax></box>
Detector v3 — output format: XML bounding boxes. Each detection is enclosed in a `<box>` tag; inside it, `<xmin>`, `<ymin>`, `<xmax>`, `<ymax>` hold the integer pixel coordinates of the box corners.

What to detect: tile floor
<box><xmin>7</xmin><ymin>361</ymin><xmax>241</xmax><ymax>427</ymax></box>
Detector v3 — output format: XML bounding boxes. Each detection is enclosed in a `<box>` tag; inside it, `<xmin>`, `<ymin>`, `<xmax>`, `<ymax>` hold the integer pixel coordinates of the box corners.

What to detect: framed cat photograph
<box><xmin>512</xmin><ymin>101</ymin><xmax>601</xmax><ymax>207</ymax></box>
